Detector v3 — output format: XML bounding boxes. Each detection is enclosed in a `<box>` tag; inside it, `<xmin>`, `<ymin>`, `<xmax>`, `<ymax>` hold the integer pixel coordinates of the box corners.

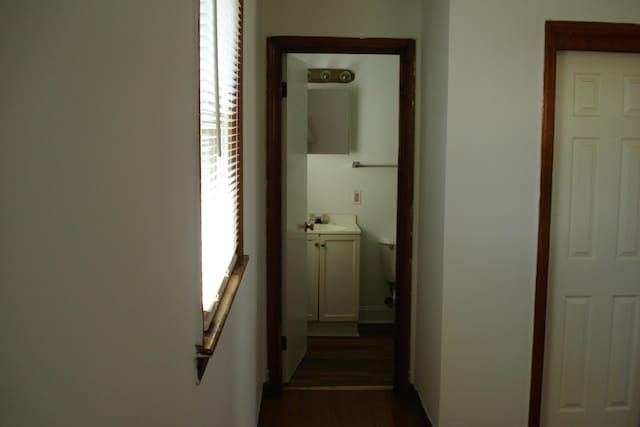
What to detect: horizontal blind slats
<box><xmin>200</xmin><ymin>0</ymin><xmax>242</xmax><ymax>315</ymax></box>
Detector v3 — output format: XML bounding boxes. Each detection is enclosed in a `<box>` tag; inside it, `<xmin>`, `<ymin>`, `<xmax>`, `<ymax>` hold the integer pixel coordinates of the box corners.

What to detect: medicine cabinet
<box><xmin>307</xmin><ymin>88</ymin><xmax>353</xmax><ymax>154</ymax></box>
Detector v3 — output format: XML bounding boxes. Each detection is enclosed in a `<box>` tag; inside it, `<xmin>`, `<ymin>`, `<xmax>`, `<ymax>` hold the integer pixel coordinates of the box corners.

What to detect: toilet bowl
<box><xmin>378</xmin><ymin>238</ymin><xmax>396</xmax><ymax>307</ymax></box>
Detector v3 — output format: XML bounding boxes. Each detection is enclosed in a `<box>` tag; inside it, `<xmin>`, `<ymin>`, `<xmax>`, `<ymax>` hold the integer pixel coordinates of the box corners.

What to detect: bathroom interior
<box><xmin>285</xmin><ymin>53</ymin><xmax>400</xmax><ymax>387</ymax></box>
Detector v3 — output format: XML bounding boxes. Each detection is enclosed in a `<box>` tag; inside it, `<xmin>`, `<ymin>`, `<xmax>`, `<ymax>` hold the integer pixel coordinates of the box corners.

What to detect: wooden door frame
<box><xmin>529</xmin><ymin>21</ymin><xmax>640</xmax><ymax>426</ymax></box>
<box><xmin>266</xmin><ymin>36</ymin><xmax>416</xmax><ymax>395</ymax></box>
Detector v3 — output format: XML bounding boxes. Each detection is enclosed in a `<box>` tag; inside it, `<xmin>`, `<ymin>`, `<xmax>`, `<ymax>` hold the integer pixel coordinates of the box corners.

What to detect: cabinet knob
<box><xmin>314</xmin><ymin>242</ymin><xmax>319</xmax><ymax>247</ymax></box>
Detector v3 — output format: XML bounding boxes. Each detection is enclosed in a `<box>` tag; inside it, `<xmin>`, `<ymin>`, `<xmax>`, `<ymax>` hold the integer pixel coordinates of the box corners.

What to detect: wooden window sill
<box><xmin>197</xmin><ymin>254</ymin><xmax>249</xmax><ymax>381</ymax></box>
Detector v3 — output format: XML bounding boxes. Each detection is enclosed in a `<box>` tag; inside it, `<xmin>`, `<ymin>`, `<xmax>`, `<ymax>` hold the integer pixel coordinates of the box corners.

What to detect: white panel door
<box><xmin>543</xmin><ymin>51</ymin><xmax>640</xmax><ymax>427</ymax></box>
<box><xmin>281</xmin><ymin>54</ymin><xmax>308</xmax><ymax>383</ymax></box>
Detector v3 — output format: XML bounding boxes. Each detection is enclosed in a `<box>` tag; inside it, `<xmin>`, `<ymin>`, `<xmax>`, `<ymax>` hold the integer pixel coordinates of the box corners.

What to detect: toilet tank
<box><xmin>378</xmin><ymin>238</ymin><xmax>396</xmax><ymax>283</ymax></box>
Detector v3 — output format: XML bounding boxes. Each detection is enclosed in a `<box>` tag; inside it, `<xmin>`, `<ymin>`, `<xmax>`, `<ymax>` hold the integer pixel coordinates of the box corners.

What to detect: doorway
<box><xmin>529</xmin><ymin>21</ymin><xmax>640</xmax><ymax>426</ymax></box>
<box><xmin>266</xmin><ymin>37</ymin><xmax>416</xmax><ymax>394</ymax></box>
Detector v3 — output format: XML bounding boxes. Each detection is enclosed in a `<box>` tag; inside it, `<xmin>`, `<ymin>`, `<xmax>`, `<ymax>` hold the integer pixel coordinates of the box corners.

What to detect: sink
<box><xmin>309</xmin><ymin>223</ymin><xmax>361</xmax><ymax>235</ymax></box>
<box><xmin>314</xmin><ymin>224</ymin><xmax>347</xmax><ymax>232</ymax></box>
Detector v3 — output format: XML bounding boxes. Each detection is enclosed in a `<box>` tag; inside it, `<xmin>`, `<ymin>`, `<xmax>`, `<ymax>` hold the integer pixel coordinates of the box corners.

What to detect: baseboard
<box><xmin>409</xmin><ymin>384</ymin><xmax>433</xmax><ymax>427</ymax></box>
<box><xmin>284</xmin><ymin>385</ymin><xmax>393</xmax><ymax>391</ymax></box>
<box><xmin>359</xmin><ymin>305</ymin><xmax>394</xmax><ymax>324</ymax></box>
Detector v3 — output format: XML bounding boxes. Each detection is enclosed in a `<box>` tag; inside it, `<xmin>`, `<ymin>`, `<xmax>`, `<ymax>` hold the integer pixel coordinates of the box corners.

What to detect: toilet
<box><xmin>378</xmin><ymin>238</ymin><xmax>396</xmax><ymax>307</ymax></box>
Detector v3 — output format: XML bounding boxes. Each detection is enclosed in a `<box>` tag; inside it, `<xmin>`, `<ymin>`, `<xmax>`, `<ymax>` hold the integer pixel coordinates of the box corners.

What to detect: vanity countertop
<box><xmin>307</xmin><ymin>222</ymin><xmax>361</xmax><ymax>235</ymax></box>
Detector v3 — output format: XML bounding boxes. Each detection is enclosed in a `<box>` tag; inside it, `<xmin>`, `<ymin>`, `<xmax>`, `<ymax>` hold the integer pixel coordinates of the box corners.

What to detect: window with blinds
<box><xmin>199</xmin><ymin>0</ymin><xmax>243</xmax><ymax>329</ymax></box>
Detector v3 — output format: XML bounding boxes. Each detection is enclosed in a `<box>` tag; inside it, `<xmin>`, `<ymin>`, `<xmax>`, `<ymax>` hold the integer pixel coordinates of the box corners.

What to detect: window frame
<box><xmin>196</xmin><ymin>0</ymin><xmax>248</xmax><ymax>382</ymax></box>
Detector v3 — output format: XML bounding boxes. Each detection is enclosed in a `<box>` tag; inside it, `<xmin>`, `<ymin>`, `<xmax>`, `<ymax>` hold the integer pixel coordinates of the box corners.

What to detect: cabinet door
<box><xmin>306</xmin><ymin>235</ymin><xmax>319</xmax><ymax>321</ymax></box>
<box><xmin>318</xmin><ymin>235</ymin><xmax>360</xmax><ymax>321</ymax></box>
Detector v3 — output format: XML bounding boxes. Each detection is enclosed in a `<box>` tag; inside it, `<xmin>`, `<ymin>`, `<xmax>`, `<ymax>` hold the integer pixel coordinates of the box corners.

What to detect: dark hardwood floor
<box><xmin>259</xmin><ymin>325</ymin><xmax>430</xmax><ymax>426</ymax></box>
<box><xmin>258</xmin><ymin>389</ymin><xmax>428</xmax><ymax>427</ymax></box>
<box><xmin>288</xmin><ymin>324</ymin><xmax>394</xmax><ymax>387</ymax></box>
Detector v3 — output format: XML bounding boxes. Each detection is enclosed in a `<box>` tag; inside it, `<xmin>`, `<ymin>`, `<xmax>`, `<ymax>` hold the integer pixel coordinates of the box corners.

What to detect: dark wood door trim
<box><xmin>266</xmin><ymin>36</ymin><xmax>416</xmax><ymax>395</ymax></box>
<box><xmin>529</xmin><ymin>21</ymin><xmax>640</xmax><ymax>427</ymax></box>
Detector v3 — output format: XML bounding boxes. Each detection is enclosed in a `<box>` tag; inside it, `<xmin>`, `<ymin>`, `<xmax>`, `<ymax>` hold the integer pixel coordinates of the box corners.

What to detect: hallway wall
<box><xmin>418</xmin><ymin>1</ymin><xmax>640</xmax><ymax>426</ymax></box>
<box><xmin>0</xmin><ymin>1</ymin><xmax>265</xmax><ymax>426</ymax></box>
<box><xmin>263</xmin><ymin>0</ymin><xmax>419</xmax><ymax>39</ymax></box>
<box><xmin>415</xmin><ymin>0</ymin><xmax>450</xmax><ymax>424</ymax></box>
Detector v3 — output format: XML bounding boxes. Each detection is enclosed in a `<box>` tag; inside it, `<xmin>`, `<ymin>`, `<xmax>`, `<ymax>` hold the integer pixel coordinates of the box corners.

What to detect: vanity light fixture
<box><xmin>308</xmin><ymin>68</ymin><xmax>355</xmax><ymax>83</ymax></box>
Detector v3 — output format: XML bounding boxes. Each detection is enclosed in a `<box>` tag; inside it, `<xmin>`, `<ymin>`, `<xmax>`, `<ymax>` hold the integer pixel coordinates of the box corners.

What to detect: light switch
<box><xmin>352</xmin><ymin>190</ymin><xmax>362</xmax><ymax>205</ymax></box>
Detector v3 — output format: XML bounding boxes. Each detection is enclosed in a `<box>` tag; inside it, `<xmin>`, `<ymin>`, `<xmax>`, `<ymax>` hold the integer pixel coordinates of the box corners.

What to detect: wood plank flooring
<box><xmin>258</xmin><ymin>390</ymin><xmax>428</xmax><ymax>427</ymax></box>
<box><xmin>288</xmin><ymin>324</ymin><xmax>394</xmax><ymax>387</ymax></box>
<box><xmin>259</xmin><ymin>325</ymin><xmax>429</xmax><ymax>426</ymax></box>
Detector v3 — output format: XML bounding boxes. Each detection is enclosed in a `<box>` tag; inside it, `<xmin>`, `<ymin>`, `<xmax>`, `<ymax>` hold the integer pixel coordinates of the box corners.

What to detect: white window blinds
<box><xmin>199</xmin><ymin>0</ymin><xmax>242</xmax><ymax>324</ymax></box>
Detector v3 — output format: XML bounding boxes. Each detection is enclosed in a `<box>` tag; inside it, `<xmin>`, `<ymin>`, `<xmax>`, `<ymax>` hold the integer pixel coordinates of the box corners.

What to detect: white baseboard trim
<box><xmin>359</xmin><ymin>305</ymin><xmax>394</xmax><ymax>324</ymax></box>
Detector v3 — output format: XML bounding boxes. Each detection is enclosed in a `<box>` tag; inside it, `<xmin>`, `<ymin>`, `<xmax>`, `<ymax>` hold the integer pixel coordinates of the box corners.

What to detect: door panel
<box><xmin>318</xmin><ymin>235</ymin><xmax>360</xmax><ymax>322</ymax></box>
<box><xmin>618</xmin><ymin>140</ymin><xmax>640</xmax><ymax>257</ymax></box>
<box><xmin>606</xmin><ymin>296</ymin><xmax>638</xmax><ymax>409</ymax></box>
<box><xmin>307</xmin><ymin>235</ymin><xmax>318</xmax><ymax>320</ymax></box>
<box><xmin>281</xmin><ymin>54</ymin><xmax>308</xmax><ymax>383</ymax></box>
<box><xmin>543</xmin><ymin>51</ymin><xmax>640</xmax><ymax>427</ymax></box>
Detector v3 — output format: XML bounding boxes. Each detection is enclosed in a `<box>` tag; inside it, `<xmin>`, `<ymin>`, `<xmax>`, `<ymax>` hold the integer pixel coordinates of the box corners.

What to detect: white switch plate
<box><xmin>352</xmin><ymin>190</ymin><xmax>362</xmax><ymax>205</ymax></box>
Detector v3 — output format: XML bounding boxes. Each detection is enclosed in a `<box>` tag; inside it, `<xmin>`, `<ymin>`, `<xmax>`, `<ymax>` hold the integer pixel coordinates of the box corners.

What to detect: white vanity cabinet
<box><xmin>306</xmin><ymin>233</ymin><xmax>360</xmax><ymax>322</ymax></box>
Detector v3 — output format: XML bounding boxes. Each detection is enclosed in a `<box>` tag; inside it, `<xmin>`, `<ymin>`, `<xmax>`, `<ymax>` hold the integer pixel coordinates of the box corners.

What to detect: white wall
<box><xmin>414</xmin><ymin>0</ymin><xmax>450</xmax><ymax>424</ymax></box>
<box><xmin>0</xmin><ymin>1</ymin><xmax>265</xmax><ymax>426</ymax></box>
<box><xmin>263</xmin><ymin>0</ymin><xmax>419</xmax><ymax>38</ymax></box>
<box><xmin>422</xmin><ymin>1</ymin><xmax>640</xmax><ymax>426</ymax></box>
<box><xmin>298</xmin><ymin>54</ymin><xmax>399</xmax><ymax>323</ymax></box>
